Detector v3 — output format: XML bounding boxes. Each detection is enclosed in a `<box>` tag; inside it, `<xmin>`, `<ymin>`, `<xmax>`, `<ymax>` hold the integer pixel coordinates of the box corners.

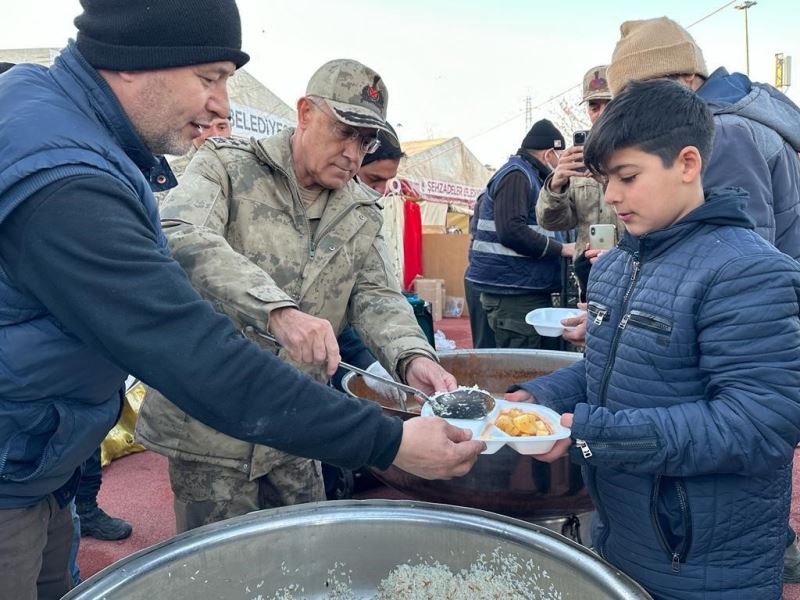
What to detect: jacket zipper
<box><xmin>587</xmin><ymin>251</ymin><xmax>642</xmax><ymax>555</ymax></box>
<box><xmin>597</xmin><ymin>251</ymin><xmax>641</xmax><ymax>407</ymax></box>
<box><xmin>574</xmin><ymin>437</ymin><xmax>659</xmax><ymax>456</ymax></box>
<box><xmin>650</xmin><ymin>476</ymin><xmax>693</xmax><ymax>573</ymax></box>
<box><xmin>587</xmin><ymin>301</ymin><xmax>610</xmax><ymax>326</ymax></box>
<box><xmin>626</xmin><ymin>310</ymin><xmax>672</xmax><ymax>335</ymax></box>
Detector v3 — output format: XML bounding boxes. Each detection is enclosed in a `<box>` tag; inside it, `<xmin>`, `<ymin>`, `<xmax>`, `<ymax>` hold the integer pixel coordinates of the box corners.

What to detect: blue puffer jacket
<box><xmin>514</xmin><ymin>188</ymin><xmax>800</xmax><ymax>600</ymax></box>
<box><xmin>697</xmin><ymin>67</ymin><xmax>800</xmax><ymax>259</ymax></box>
<box><xmin>0</xmin><ymin>42</ymin><xmax>175</xmax><ymax>508</ymax></box>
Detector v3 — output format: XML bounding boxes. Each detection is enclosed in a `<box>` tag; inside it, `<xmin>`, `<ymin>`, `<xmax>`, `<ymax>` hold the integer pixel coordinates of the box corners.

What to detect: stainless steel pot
<box><xmin>343</xmin><ymin>349</ymin><xmax>592</xmax><ymax>518</ymax></box>
<box><xmin>64</xmin><ymin>500</ymin><xmax>651</xmax><ymax>599</ymax></box>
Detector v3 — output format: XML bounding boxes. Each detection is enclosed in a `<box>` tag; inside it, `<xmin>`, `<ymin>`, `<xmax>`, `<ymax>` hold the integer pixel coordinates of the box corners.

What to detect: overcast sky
<box><xmin>6</xmin><ymin>0</ymin><xmax>799</xmax><ymax>167</ymax></box>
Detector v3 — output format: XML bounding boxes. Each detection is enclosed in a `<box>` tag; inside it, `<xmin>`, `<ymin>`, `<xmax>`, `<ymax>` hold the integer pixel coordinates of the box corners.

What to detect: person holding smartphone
<box><xmin>536</xmin><ymin>66</ymin><xmax>624</xmax><ymax>343</ymax></box>
<box><xmin>537</xmin><ymin>65</ymin><xmax>624</xmax><ymax>265</ymax></box>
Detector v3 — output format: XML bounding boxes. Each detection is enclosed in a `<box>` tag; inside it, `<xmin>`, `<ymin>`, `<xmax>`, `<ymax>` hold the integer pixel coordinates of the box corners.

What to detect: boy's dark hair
<box><xmin>583</xmin><ymin>78</ymin><xmax>714</xmax><ymax>176</ymax></box>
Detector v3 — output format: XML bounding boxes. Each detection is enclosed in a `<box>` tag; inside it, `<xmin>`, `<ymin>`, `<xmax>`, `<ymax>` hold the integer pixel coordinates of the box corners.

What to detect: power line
<box><xmin>405</xmin><ymin>1</ymin><xmax>737</xmax><ymax>171</ymax></box>
<box><xmin>403</xmin><ymin>83</ymin><xmax>581</xmax><ymax>169</ymax></box>
<box><xmin>686</xmin><ymin>0</ymin><xmax>738</xmax><ymax>28</ymax></box>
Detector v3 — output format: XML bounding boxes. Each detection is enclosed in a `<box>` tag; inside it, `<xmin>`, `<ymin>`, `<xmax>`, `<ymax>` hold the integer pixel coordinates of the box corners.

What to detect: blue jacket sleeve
<box><xmin>703</xmin><ymin>115</ymin><xmax>800</xmax><ymax>259</ymax></box>
<box><xmin>509</xmin><ymin>359</ymin><xmax>587</xmax><ymax>414</ymax></box>
<box><xmin>0</xmin><ymin>175</ymin><xmax>403</xmax><ymax>471</ymax></box>
<box><xmin>569</xmin><ymin>253</ymin><xmax>800</xmax><ymax>477</ymax></box>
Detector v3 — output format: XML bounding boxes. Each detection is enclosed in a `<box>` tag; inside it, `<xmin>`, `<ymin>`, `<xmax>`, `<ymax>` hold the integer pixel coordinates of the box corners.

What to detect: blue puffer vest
<box><xmin>516</xmin><ymin>189</ymin><xmax>800</xmax><ymax>600</ymax></box>
<box><xmin>466</xmin><ymin>155</ymin><xmax>562</xmax><ymax>294</ymax></box>
<box><xmin>0</xmin><ymin>43</ymin><xmax>172</xmax><ymax>508</ymax></box>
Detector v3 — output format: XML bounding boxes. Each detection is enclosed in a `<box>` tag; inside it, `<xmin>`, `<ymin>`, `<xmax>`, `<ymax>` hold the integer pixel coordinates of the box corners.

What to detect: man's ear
<box><xmin>296</xmin><ymin>97</ymin><xmax>313</xmax><ymax>129</ymax></box>
<box><xmin>679</xmin><ymin>146</ymin><xmax>703</xmax><ymax>183</ymax></box>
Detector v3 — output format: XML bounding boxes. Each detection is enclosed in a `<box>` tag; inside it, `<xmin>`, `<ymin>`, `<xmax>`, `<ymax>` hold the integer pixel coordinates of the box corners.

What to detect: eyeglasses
<box><xmin>308</xmin><ymin>98</ymin><xmax>381</xmax><ymax>154</ymax></box>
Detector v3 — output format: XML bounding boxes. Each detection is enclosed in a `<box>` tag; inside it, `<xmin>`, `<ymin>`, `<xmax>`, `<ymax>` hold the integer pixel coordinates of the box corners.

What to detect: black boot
<box><xmin>76</xmin><ymin>502</ymin><xmax>132</xmax><ymax>541</ymax></box>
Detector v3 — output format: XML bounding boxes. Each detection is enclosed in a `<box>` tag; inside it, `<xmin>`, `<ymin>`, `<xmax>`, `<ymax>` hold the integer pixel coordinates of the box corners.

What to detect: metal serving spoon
<box><xmin>243</xmin><ymin>327</ymin><xmax>495</xmax><ymax>418</ymax></box>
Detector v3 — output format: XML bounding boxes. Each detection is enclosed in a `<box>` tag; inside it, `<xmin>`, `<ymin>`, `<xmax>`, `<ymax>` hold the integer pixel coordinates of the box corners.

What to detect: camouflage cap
<box><xmin>581</xmin><ymin>65</ymin><xmax>612</xmax><ymax>103</ymax></box>
<box><xmin>306</xmin><ymin>59</ymin><xmax>392</xmax><ymax>136</ymax></box>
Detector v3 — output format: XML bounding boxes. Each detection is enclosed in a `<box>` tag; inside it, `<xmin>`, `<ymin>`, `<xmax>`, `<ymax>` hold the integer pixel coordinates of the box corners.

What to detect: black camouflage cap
<box><xmin>306</xmin><ymin>59</ymin><xmax>392</xmax><ymax>136</ymax></box>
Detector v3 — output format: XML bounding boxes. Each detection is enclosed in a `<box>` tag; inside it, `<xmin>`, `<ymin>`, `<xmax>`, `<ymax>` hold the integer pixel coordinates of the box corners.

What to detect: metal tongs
<box><xmin>243</xmin><ymin>327</ymin><xmax>494</xmax><ymax>418</ymax></box>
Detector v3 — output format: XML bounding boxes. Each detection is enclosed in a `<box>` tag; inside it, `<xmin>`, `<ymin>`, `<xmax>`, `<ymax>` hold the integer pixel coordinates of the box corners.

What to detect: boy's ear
<box><xmin>678</xmin><ymin>146</ymin><xmax>703</xmax><ymax>184</ymax></box>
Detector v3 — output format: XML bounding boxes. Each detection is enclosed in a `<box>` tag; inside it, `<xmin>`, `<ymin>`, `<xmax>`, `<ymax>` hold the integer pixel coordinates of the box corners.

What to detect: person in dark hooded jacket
<box><xmin>606</xmin><ymin>16</ymin><xmax>800</xmax><ymax>262</ymax></box>
<box><xmin>508</xmin><ymin>79</ymin><xmax>800</xmax><ymax>600</ymax></box>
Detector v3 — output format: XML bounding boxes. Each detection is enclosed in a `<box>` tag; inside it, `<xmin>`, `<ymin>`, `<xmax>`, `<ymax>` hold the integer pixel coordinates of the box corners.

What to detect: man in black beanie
<box><xmin>0</xmin><ymin>3</ymin><xmax>483</xmax><ymax>598</ymax></box>
<box><xmin>465</xmin><ymin>119</ymin><xmax>574</xmax><ymax>349</ymax></box>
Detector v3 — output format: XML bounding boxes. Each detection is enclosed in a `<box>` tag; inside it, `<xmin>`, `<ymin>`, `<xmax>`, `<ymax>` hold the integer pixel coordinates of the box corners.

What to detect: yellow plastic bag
<box><xmin>100</xmin><ymin>382</ymin><xmax>147</xmax><ymax>466</ymax></box>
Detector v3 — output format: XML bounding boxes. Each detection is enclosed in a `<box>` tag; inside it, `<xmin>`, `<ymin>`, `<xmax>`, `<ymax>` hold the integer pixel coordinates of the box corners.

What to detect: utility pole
<box><xmin>524</xmin><ymin>95</ymin><xmax>532</xmax><ymax>130</ymax></box>
<box><xmin>734</xmin><ymin>1</ymin><xmax>757</xmax><ymax>76</ymax></box>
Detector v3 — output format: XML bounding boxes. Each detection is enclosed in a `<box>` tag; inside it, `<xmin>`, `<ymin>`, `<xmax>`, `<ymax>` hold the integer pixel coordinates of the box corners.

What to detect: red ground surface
<box><xmin>78</xmin><ymin>316</ymin><xmax>800</xmax><ymax>599</ymax></box>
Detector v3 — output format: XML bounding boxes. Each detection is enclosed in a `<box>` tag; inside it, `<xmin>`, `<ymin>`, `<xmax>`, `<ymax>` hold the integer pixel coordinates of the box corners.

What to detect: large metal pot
<box><xmin>64</xmin><ymin>500</ymin><xmax>651</xmax><ymax>599</ymax></box>
<box><xmin>343</xmin><ymin>349</ymin><xmax>591</xmax><ymax>518</ymax></box>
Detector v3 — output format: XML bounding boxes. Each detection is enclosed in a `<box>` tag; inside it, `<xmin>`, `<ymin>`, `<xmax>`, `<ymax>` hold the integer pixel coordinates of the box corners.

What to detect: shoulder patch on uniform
<box><xmin>205</xmin><ymin>136</ymin><xmax>252</xmax><ymax>150</ymax></box>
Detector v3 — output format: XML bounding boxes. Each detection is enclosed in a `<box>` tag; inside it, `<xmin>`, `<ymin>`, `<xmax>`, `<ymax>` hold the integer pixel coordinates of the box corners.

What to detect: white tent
<box><xmin>397</xmin><ymin>137</ymin><xmax>492</xmax><ymax>229</ymax></box>
<box><xmin>226</xmin><ymin>69</ymin><xmax>296</xmax><ymax>138</ymax></box>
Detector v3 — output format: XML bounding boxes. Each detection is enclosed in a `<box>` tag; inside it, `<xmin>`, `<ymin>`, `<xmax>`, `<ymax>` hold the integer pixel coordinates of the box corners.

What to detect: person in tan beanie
<box><xmin>607</xmin><ymin>16</ymin><xmax>800</xmax><ymax>263</ymax></box>
<box><xmin>606</xmin><ymin>17</ymin><xmax>708</xmax><ymax>97</ymax></box>
<box><xmin>608</xmin><ymin>15</ymin><xmax>800</xmax><ymax>586</ymax></box>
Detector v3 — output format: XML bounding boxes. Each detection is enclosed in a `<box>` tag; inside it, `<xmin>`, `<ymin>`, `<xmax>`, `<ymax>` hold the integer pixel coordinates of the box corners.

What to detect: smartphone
<box><xmin>572</xmin><ymin>130</ymin><xmax>590</xmax><ymax>175</ymax></box>
<box><xmin>573</xmin><ymin>130</ymin><xmax>590</xmax><ymax>146</ymax></box>
<box><xmin>589</xmin><ymin>224</ymin><xmax>617</xmax><ymax>250</ymax></box>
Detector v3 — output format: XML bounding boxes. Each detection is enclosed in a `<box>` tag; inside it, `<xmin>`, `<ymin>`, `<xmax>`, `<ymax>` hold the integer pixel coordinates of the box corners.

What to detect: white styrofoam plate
<box><xmin>422</xmin><ymin>399</ymin><xmax>570</xmax><ymax>455</ymax></box>
<box><xmin>525</xmin><ymin>307</ymin><xmax>584</xmax><ymax>337</ymax></box>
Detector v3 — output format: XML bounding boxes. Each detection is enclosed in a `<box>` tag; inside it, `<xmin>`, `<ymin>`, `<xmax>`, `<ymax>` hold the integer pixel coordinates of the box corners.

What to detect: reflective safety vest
<box><xmin>466</xmin><ymin>155</ymin><xmax>562</xmax><ymax>294</ymax></box>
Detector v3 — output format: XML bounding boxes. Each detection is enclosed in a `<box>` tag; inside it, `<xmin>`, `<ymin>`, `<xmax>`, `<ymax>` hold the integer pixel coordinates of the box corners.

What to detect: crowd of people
<box><xmin>0</xmin><ymin>2</ymin><xmax>799</xmax><ymax>600</ymax></box>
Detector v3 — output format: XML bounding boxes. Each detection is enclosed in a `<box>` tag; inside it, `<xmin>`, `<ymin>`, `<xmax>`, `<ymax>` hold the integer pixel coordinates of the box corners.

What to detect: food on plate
<box><xmin>494</xmin><ymin>408</ymin><xmax>552</xmax><ymax>437</ymax></box>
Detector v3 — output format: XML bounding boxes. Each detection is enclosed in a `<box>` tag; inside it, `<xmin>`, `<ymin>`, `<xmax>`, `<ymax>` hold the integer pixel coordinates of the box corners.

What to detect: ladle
<box><xmin>243</xmin><ymin>327</ymin><xmax>495</xmax><ymax>418</ymax></box>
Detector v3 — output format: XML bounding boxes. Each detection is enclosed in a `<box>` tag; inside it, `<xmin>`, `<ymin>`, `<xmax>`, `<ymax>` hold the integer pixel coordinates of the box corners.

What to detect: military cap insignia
<box><xmin>590</xmin><ymin>71</ymin><xmax>608</xmax><ymax>90</ymax></box>
<box><xmin>361</xmin><ymin>76</ymin><xmax>385</xmax><ymax>110</ymax></box>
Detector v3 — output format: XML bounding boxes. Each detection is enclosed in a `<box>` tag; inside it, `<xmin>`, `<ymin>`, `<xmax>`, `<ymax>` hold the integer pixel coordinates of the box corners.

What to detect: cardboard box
<box><xmin>414</xmin><ymin>277</ymin><xmax>444</xmax><ymax>321</ymax></box>
<box><xmin>421</xmin><ymin>233</ymin><xmax>471</xmax><ymax>318</ymax></box>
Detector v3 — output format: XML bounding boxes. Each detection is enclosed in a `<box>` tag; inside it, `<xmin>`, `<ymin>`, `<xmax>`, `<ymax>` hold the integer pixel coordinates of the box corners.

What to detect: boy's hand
<box><xmin>533</xmin><ymin>413</ymin><xmax>574</xmax><ymax>463</ymax></box>
<box><xmin>584</xmin><ymin>247</ymin><xmax>606</xmax><ymax>264</ymax></box>
<box><xmin>505</xmin><ymin>389</ymin><xmax>533</xmax><ymax>402</ymax></box>
<box><xmin>562</xmin><ymin>302</ymin><xmax>587</xmax><ymax>345</ymax></box>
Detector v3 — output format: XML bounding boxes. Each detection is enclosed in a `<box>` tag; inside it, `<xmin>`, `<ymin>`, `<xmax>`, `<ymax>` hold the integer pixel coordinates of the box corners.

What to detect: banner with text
<box><xmin>407</xmin><ymin>177</ymin><xmax>482</xmax><ymax>207</ymax></box>
<box><xmin>229</xmin><ymin>101</ymin><xmax>295</xmax><ymax>139</ymax></box>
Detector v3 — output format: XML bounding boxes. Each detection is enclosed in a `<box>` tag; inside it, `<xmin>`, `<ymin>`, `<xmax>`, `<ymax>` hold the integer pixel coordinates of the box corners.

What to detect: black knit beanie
<box><xmin>74</xmin><ymin>0</ymin><xmax>250</xmax><ymax>71</ymax></box>
<box><xmin>521</xmin><ymin>119</ymin><xmax>565</xmax><ymax>151</ymax></box>
<box><xmin>361</xmin><ymin>123</ymin><xmax>404</xmax><ymax>166</ymax></box>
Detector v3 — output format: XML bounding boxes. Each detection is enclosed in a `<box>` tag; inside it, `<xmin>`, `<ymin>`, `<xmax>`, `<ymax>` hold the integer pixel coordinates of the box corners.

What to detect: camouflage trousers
<box><xmin>167</xmin><ymin>456</ymin><xmax>325</xmax><ymax>533</ymax></box>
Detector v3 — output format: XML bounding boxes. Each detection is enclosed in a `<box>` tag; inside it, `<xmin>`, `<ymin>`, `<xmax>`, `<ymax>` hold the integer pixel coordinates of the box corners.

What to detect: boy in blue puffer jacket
<box><xmin>507</xmin><ymin>79</ymin><xmax>800</xmax><ymax>600</ymax></box>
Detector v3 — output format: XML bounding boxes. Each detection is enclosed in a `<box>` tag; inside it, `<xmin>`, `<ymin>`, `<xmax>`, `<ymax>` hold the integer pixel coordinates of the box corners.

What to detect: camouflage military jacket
<box><xmin>137</xmin><ymin>129</ymin><xmax>434</xmax><ymax>478</ymax></box>
<box><xmin>536</xmin><ymin>172</ymin><xmax>624</xmax><ymax>259</ymax></box>
<box><xmin>153</xmin><ymin>146</ymin><xmax>196</xmax><ymax>206</ymax></box>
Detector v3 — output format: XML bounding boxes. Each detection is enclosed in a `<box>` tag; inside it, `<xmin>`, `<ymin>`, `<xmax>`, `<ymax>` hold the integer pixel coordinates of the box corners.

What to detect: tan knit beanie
<box><xmin>606</xmin><ymin>16</ymin><xmax>708</xmax><ymax>96</ymax></box>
